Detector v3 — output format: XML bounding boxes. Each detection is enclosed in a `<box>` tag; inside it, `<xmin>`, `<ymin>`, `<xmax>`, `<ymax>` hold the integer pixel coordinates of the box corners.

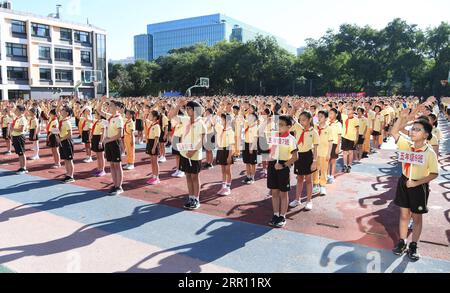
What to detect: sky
<box><xmin>8</xmin><ymin>0</ymin><xmax>450</xmax><ymax>60</ymax></box>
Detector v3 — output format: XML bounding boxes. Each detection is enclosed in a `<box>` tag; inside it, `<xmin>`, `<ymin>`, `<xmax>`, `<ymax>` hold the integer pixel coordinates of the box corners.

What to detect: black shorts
<box><xmin>384</xmin><ymin>125</ymin><xmax>390</xmax><ymax>132</ymax></box>
<box><xmin>91</xmin><ymin>135</ymin><xmax>104</xmax><ymax>153</ymax></box>
<box><xmin>357</xmin><ymin>135</ymin><xmax>365</xmax><ymax>145</ymax></box>
<box><xmin>105</xmin><ymin>140</ymin><xmax>122</xmax><ymax>163</ymax></box>
<box><xmin>2</xmin><ymin>127</ymin><xmax>10</xmax><ymax>140</ymax></box>
<box><xmin>372</xmin><ymin>130</ymin><xmax>381</xmax><ymax>137</ymax></box>
<box><xmin>159</xmin><ymin>132</ymin><xmax>167</xmax><ymax>143</ymax></box>
<box><xmin>294</xmin><ymin>151</ymin><xmax>315</xmax><ymax>176</ymax></box>
<box><xmin>146</xmin><ymin>139</ymin><xmax>160</xmax><ymax>156</ymax></box>
<box><xmin>136</xmin><ymin>119</ymin><xmax>144</xmax><ymax>132</ymax></box>
<box><xmin>29</xmin><ymin>129</ymin><xmax>38</xmax><ymax>141</ymax></box>
<box><xmin>341</xmin><ymin>138</ymin><xmax>355</xmax><ymax>152</ymax></box>
<box><xmin>47</xmin><ymin>133</ymin><xmax>61</xmax><ymax>148</ymax></box>
<box><xmin>12</xmin><ymin>135</ymin><xmax>25</xmax><ymax>156</ymax></box>
<box><xmin>257</xmin><ymin>137</ymin><xmax>270</xmax><ymax>154</ymax></box>
<box><xmin>267</xmin><ymin>161</ymin><xmax>291</xmax><ymax>192</ymax></box>
<box><xmin>243</xmin><ymin>143</ymin><xmax>258</xmax><ymax>165</ymax></box>
<box><xmin>216</xmin><ymin>148</ymin><xmax>234</xmax><ymax>166</ymax></box>
<box><xmin>447</xmin><ymin>108</ymin><xmax>450</xmax><ymax>117</ymax></box>
<box><xmin>172</xmin><ymin>136</ymin><xmax>181</xmax><ymax>156</ymax></box>
<box><xmin>204</xmin><ymin>133</ymin><xmax>216</xmax><ymax>151</ymax></box>
<box><xmin>59</xmin><ymin>139</ymin><xmax>74</xmax><ymax>161</ymax></box>
<box><xmin>179</xmin><ymin>156</ymin><xmax>201</xmax><ymax>175</ymax></box>
<box><xmin>395</xmin><ymin>175</ymin><xmax>430</xmax><ymax>214</ymax></box>
<box><xmin>75</xmin><ymin>118</ymin><xmax>80</xmax><ymax>128</ymax></box>
<box><xmin>81</xmin><ymin>130</ymin><xmax>91</xmax><ymax>144</ymax></box>
<box><xmin>330</xmin><ymin>144</ymin><xmax>339</xmax><ymax>159</ymax></box>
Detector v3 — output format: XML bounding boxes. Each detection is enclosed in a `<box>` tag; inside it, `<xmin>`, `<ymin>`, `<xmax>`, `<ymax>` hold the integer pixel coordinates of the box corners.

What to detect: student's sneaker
<box><xmin>52</xmin><ymin>164</ymin><xmax>61</xmax><ymax>169</ymax></box>
<box><xmin>313</xmin><ymin>185</ymin><xmax>321</xmax><ymax>195</ymax></box>
<box><xmin>342</xmin><ymin>166</ymin><xmax>348</xmax><ymax>173</ymax></box>
<box><xmin>184</xmin><ymin>198</ymin><xmax>200</xmax><ymax>210</ymax></box>
<box><xmin>393</xmin><ymin>239</ymin><xmax>408</xmax><ymax>256</ymax></box>
<box><xmin>275</xmin><ymin>216</ymin><xmax>287</xmax><ymax>228</ymax></box>
<box><xmin>261</xmin><ymin>170</ymin><xmax>268</xmax><ymax>178</ymax></box>
<box><xmin>217</xmin><ymin>187</ymin><xmax>227</xmax><ymax>196</ymax></box>
<box><xmin>246</xmin><ymin>178</ymin><xmax>255</xmax><ymax>185</ymax></box>
<box><xmin>320</xmin><ymin>187</ymin><xmax>327</xmax><ymax>196</ymax></box>
<box><xmin>175</xmin><ymin>170</ymin><xmax>185</xmax><ymax>178</ymax></box>
<box><xmin>327</xmin><ymin>176</ymin><xmax>335</xmax><ymax>184</ymax></box>
<box><xmin>62</xmin><ymin>176</ymin><xmax>75</xmax><ymax>184</ymax></box>
<box><xmin>222</xmin><ymin>187</ymin><xmax>231</xmax><ymax>196</ymax></box>
<box><xmin>346</xmin><ymin>166</ymin><xmax>352</xmax><ymax>173</ymax></box>
<box><xmin>204</xmin><ymin>163</ymin><xmax>214</xmax><ymax>170</ymax></box>
<box><xmin>242</xmin><ymin>177</ymin><xmax>251</xmax><ymax>184</ymax></box>
<box><xmin>158</xmin><ymin>156</ymin><xmax>167</xmax><ymax>163</ymax></box>
<box><xmin>408</xmin><ymin>219</ymin><xmax>414</xmax><ymax>231</ymax></box>
<box><xmin>147</xmin><ymin>177</ymin><xmax>160</xmax><ymax>185</ymax></box>
<box><xmin>407</xmin><ymin>242</ymin><xmax>421</xmax><ymax>262</ymax></box>
<box><xmin>108</xmin><ymin>187</ymin><xmax>118</xmax><ymax>196</ymax></box>
<box><xmin>362</xmin><ymin>152</ymin><xmax>369</xmax><ymax>159</ymax></box>
<box><xmin>29</xmin><ymin>155</ymin><xmax>40</xmax><ymax>161</ymax></box>
<box><xmin>123</xmin><ymin>164</ymin><xmax>135</xmax><ymax>170</ymax></box>
<box><xmin>304</xmin><ymin>202</ymin><xmax>313</xmax><ymax>211</ymax></box>
<box><xmin>268</xmin><ymin>215</ymin><xmax>280</xmax><ymax>227</ymax></box>
<box><xmin>383</xmin><ymin>138</ymin><xmax>388</xmax><ymax>143</ymax></box>
<box><xmin>115</xmin><ymin>187</ymin><xmax>124</xmax><ymax>195</ymax></box>
<box><xmin>289</xmin><ymin>200</ymin><xmax>301</xmax><ymax>208</ymax></box>
<box><xmin>83</xmin><ymin>157</ymin><xmax>93</xmax><ymax>163</ymax></box>
<box><xmin>96</xmin><ymin>170</ymin><xmax>106</xmax><ymax>177</ymax></box>
<box><xmin>171</xmin><ymin>170</ymin><xmax>180</xmax><ymax>177</ymax></box>
<box><xmin>16</xmin><ymin>168</ymin><xmax>29</xmax><ymax>175</ymax></box>
<box><xmin>5</xmin><ymin>151</ymin><xmax>12</xmax><ymax>155</ymax></box>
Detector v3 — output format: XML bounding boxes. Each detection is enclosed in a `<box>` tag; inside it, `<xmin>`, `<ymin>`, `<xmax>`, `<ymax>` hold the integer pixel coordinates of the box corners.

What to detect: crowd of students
<box><xmin>0</xmin><ymin>94</ymin><xmax>446</xmax><ymax>262</ymax></box>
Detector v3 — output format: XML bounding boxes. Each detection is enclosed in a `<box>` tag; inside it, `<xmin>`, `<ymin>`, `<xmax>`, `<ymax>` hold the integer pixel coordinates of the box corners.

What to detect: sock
<box><xmin>274</xmin><ymin>213</ymin><xmax>280</xmax><ymax>217</ymax></box>
<box><xmin>280</xmin><ymin>214</ymin><xmax>285</xmax><ymax>218</ymax></box>
<box><xmin>226</xmin><ymin>183</ymin><xmax>231</xmax><ymax>188</ymax></box>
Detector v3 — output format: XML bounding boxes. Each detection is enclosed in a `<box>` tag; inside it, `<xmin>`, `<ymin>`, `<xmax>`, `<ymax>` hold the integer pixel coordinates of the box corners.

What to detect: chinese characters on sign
<box><xmin>268</xmin><ymin>137</ymin><xmax>291</xmax><ymax>146</ymax></box>
<box><xmin>398</xmin><ymin>151</ymin><xmax>425</xmax><ymax>166</ymax></box>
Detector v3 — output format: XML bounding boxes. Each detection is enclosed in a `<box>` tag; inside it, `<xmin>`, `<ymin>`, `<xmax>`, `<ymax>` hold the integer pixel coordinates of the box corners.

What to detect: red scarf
<box><xmin>47</xmin><ymin>118</ymin><xmax>57</xmax><ymax>133</ymax></box>
<box><xmin>108</xmin><ymin>115</ymin><xmax>121</xmax><ymax>125</ymax></box>
<box><xmin>81</xmin><ymin>118</ymin><xmax>90</xmax><ymax>131</ymax></box>
<box><xmin>148</xmin><ymin>120</ymin><xmax>160</xmax><ymax>138</ymax></box>
<box><xmin>59</xmin><ymin>118</ymin><xmax>70</xmax><ymax>131</ymax></box>
<box><xmin>404</xmin><ymin>148</ymin><xmax>424</xmax><ymax>176</ymax></box>
<box><xmin>271</xmin><ymin>132</ymin><xmax>290</xmax><ymax>156</ymax></box>
<box><xmin>12</xmin><ymin>117</ymin><xmax>20</xmax><ymax>129</ymax></box>
<box><xmin>345</xmin><ymin>117</ymin><xmax>353</xmax><ymax>135</ymax></box>
<box><xmin>297</xmin><ymin>128</ymin><xmax>309</xmax><ymax>146</ymax></box>
<box><xmin>317</xmin><ymin>126</ymin><xmax>325</xmax><ymax>136</ymax></box>
<box><xmin>91</xmin><ymin>119</ymin><xmax>100</xmax><ymax>135</ymax></box>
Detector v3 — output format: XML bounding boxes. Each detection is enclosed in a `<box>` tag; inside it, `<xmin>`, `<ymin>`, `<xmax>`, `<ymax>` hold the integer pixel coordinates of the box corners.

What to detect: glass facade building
<box><xmin>135</xmin><ymin>14</ymin><xmax>296</xmax><ymax>60</ymax></box>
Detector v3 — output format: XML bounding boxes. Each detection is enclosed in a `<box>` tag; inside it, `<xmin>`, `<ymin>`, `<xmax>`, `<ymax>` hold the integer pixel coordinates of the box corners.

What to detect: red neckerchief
<box><xmin>297</xmin><ymin>127</ymin><xmax>309</xmax><ymax>146</ymax></box>
<box><xmin>404</xmin><ymin>148</ymin><xmax>424</xmax><ymax>176</ymax></box>
<box><xmin>12</xmin><ymin>116</ymin><xmax>22</xmax><ymax>129</ymax></box>
<box><xmin>271</xmin><ymin>132</ymin><xmax>290</xmax><ymax>156</ymax></box>
<box><xmin>108</xmin><ymin>114</ymin><xmax>120</xmax><ymax>124</ymax></box>
<box><xmin>91</xmin><ymin>119</ymin><xmax>100</xmax><ymax>135</ymax></box>
<box><xmin>345</xmin><ymin>116</ymin><xmax>353</xmax><ymax>135</ymax></box>
<box><xmin>318</xmin><ymin>125</ymin><xmax>325</xmax><ymax>136</ymax></box>
<box><xmin>148</xmin><ymin>120</ymin><xmax>160</xmax><ymax>138</ymax></box>
<box><xmin>47</xmin><ymin>117</ymin><xmax>57</xmax><ymax>133</ymax></box>
<box><xmin>59</xmin><ymin>117</ymin><xmax>70</xmax><ymax>131</ymax></box>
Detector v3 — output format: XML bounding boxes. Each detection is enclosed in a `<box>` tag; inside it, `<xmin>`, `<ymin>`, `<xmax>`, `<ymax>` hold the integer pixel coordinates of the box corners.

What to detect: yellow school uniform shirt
<box><xmin>147</xmin><ymin>122</ymin><xmax>161</xmax><ymax>139</ymax></box>
<box><xmin>172</xmin><ymin>118</ymin><xmax>184</xmax><ymax>137</ymax></box>
<box><xmin>244</xmin><ymin>121</ymin><xmax>258</xmax><ymax>143</ymax></box>
<box><xmin>372</xmin><ymin>114</ymin><xmax>384</xmax><ymax>132</ymax></box>
<box><xmin>269</xmin><ymin>133</ymin><xmax>298</xmax><ymax>161</ymax></box>
<box><xmin>92</xmin><ymin>119</ymin><xmax>104</xmax><ymax>136</ymax></box>
<box><xmin>11</xmin><ymin>115</ymin><xmax>27</xmax><ymax>136</ymax></box>
<box><xmin>396</xmin><ymin>135</ymin><xmax>439</xmax><ymax>180</ymax></box>
<box><xmin>59</xmin><ymin>118</ymin><xmax>72</xmax><ymax>139</ymax></box>
<box><xmin>291</xmin><ymin>123</ymin><xmax>319</xmax><ymax>153</ymax></box>
<box><xmin>358</xmin><ymin>117</ymin><xmax>368</xmax><ymax>135</ymax></box>
<box><xmin>80</xmin><ymin>117</ymin><xmax>93</xmax><ymax>131</ymax></box>
<box><xmin>29</xmin><ymin>117</ymin><xmax>38</xmax><ymax>130</ymax></box>
<box><xmin>1</xmin><ymin>114</ymin><xmax>12</xmax><ymax>128</ymax></box>
<box><xmin>215</xmin><ymin>124</ymin><xmax>235</xmax><ymax>148</ymax></box>
<box><xmin>342</xmin><ymin>115</ymin><xmax>360</xmax><ymax>141</ymax></box>
<box><xmin>429</xmin><ymin>127</ymin><xmax>442</xmax><ymax>146</ymax></box>
<box><xmin>106</xmin><ymin>114</ymin><xmax>124</xmax><ymax>139</ymax></box>
<box><xmin>368</xmin><ymin>110</ymin><xmax>375</xmax><ymax>128</ymax></box>
<box><xmin>329</xmin><ymin>120</ymin><xmax>343</xmax><ymax>145</ymax></box>
<box><xmin>381</xmin><ymin>109</ymin><xmax>391</xmax><ymax>125</ymax></box>
<box><xmin>316</xmin><ymin>124</ymin><xmax>333</xmax><ymax>157</ymax></box>
<box><xmin>124</xmin><ymin>119</ymin><xmax>135</xmax><ymax>137</ymax></box>
<box><xmin>161</xmin><ymin>115</ymin><xmax>169</xmax><ymax>131</ymax></box>
<box><xmin>178</xmin><ymin>116</ymin><xmax>207</xmax><ymax>161</ymax></box>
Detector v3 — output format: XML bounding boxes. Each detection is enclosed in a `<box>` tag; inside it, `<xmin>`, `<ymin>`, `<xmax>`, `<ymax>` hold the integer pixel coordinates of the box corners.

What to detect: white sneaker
<box><xmin>313</xmin><ymin>185</ymin><xmax>321</xmax><ymax>195</ymax></box>
<box><xmin>289</xmin><ymin>200</ymin><xmax>301</xmax><ymax>208</ymax></box>
<box><xmin>29</xmin><ymin>155</ymin><xmax>40</xmax><ymax>161</ymax></box>
<box><xmin>158</xmin><ymin>156</ymin><xmax>167</xmax><ymax>163</ymax></box>
<box><xmin>123</xmin><ymin>164</ymin><xmax>135</xmax><ymax>170</ymax></box>
<box><xmin>83</xmin><ymin>157</ymin><xmax>93</xmax><ymax>163</ymax></box>
<box><xmin>5</xmin><ymin>151</ymin><xmax>12</xmax><ymax>155</ymax></box>
<box><xmin>171</xmin><ymin>170</ymin><xmax>180</xmax><ymax>177</ymax></box>
<box><xmin>222</xmin><ymin>187</ymin><xmax>231</xmax><ymax>196</ymax></box>
<box><xmin>175</xmin><ymin>171</ymin><xmax>185</xmax><ymax>178</ymax></box>
<box><xmin>304</xmin><ymin>202</ymin><xmax>313</xmax><ymax>211</ymax></box>
<box><xmin>320</xmin><ymin>187</ymin><xmax>327</xmax><ymax>196</ymax></box>
<box><xmin>327</xmin><ymin>176</ymin><xmax>334</xmax><ymax>184</ymax></box>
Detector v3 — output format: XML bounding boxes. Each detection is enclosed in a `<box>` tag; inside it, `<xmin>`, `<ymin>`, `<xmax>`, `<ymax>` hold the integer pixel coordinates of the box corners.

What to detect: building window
<box><xmin>7</xmin><ymin>67</ymin><xmax>28</xmax><ymax>80</ymax></box>
<box><xmin>39</xmin><ymin>68</ymin><xmax>52</xmax><ymax>80</ymax></box>
<box><xmin>39</xmin><ymin>46</ymin><xmax>51</xmax><ymax>59</ymax></box>
<box><xmin>60</xmin><ymin>28</ymin><xmax>72</xmax><ymax>41</ymax></box>
<box><xmin>11</xmin><ymin>20</ymin><xmax>26</xmax><ymax>34</ymax></box>
<box><xmin>81</xmin><ymin>51</ymin><xmax>91</xmax><ymax>63</ymax></box>
<box><xmin>55</xmin><ymin>69</ymin><xmax>73</xmax><ymax>81</ymax></box>
<box><xmin>6</xmin><ymin>43</ymin><xmax>27</xmax><ymax>57</ymax></box>
<box><xmin>74</xmin><ymin>31</ymin><xmax>90</xmax><ymax>44</ymax></box>
<box><xmin>54</xmin><ymin>48</ymin><xmax>73</xmax><ymax>61</ymax></box>
<box><xmin>31</xmin><ymin>23</ymin><xmax>50</xmax><ymax>38</ymax></box>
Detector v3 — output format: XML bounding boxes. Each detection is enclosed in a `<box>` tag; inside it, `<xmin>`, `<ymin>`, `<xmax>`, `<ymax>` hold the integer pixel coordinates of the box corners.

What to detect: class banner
<box><xmin>326</xmin><ymin>92</ymin><xmax>366</xmax><ymax>98</ymax></box>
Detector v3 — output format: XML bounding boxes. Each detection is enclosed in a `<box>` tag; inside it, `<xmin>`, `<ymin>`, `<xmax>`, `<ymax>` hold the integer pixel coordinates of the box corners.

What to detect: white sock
<box><xmin>274</xmin><ymin>213</ymin><xmax>280</xmax><ymax>217</ymax></box>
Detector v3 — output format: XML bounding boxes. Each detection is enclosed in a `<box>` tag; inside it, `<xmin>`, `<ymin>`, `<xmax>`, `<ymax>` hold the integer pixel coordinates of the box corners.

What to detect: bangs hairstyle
<box><xmin>62</xmin><ymin>106</ymin><xmax>73</xmax><ymax>117</ymax></box>
<box><xmin>16</xmin><ymin>105</ymin><xmax>26</xmax><ymax>113</ymax></box>
<box><xmin>428</xmin><ymin>113</ymin><xmax>438</xmax><ymax>127</ymax></box>
<box><xmin>318</xmin><ymin>110</ymin><xmax>329</xmax><ymax>118</ymax></box>
<box><xmin>414</xmin><ymin>119</ymin><xmax>433</xmax><ymax>141</ymax></box>
<box><xmin>279</xmin><ymin>115</ymin><xmax>293</xmax><ymax>127</ymax></box>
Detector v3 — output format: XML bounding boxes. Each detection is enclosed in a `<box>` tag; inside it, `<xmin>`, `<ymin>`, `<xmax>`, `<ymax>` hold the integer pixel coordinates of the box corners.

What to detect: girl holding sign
<box><xmin>146</xmin><ymin>110</ymin><xmax>162</xmax><ymax>185</ymax></box>
<box><xmin>391</xmin><ymin>105</ymin><xmax>439</xmax><ymax>262</ymax></box>
<box><xmin>215</xmin><ymin>113</ymin><xmax>235</xmax><ymax>196</ymax></box>
<box><xmin>46</xmin><ymin>109</ymin><xmax>61</xmax><ymax>169</ymax></box>
<box><xmin>267</xmin><ymin>115</ymin><xmax>298</xmax><ymax>228</ymax></box>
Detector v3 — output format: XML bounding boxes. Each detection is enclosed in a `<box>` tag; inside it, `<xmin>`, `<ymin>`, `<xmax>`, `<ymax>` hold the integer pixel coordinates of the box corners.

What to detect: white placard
<box><xmin>268</xmin><ymin>137</ymin><xmax>291</xmax><ymax>146</ymax></box>
<box><xmin>398</xmin><ymin>151</ymin><xmax>426</xmax><ymax>166</ymax></box>
<box><xmin>177</xmin><ymin>143</ymin><xmax>195</xmax><ymax>151</ymax></box>
<box><xmin>51</xmin><ymin>127</ymin><xmax>60</xmax><ymax>135</ymax></box>
<box><xmin>102</xmin><ymin>120</ymin><xmax>109</xmax><ymax>128</ymax></box>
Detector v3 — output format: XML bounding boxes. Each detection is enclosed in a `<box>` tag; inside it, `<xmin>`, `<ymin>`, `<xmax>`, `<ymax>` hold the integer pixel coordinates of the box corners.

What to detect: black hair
<box><xmin>374</xmin><ymin>105</ymin><xmax>382</xmax><ymax>112</ymax></box>
<box><xmin>206</xmin><ymin>108</ymin><xmax>214</xmax><ymax>115</ymax></box>
<box><xmin>248</xmin><ymin>112</ymin><xmax>258</xmax><ymax>121</ymax></box>
<box><xmin>318</xmin><ymin>110</ymin><xmax>329</xmax><ymax>119</ymax></box>
<box><xmin>264</xmin><ymin>108</ymin><xmax>273</xmax><ymax>116</ymax></box>
<box><xmin>62</xmin><ymin>106</ymin><xmax>73</xmax><ymax>117</ymax></box>
<box><xmin>414</xmin><ymin>119</ymin><xmax>433</xmax><ymax>141</ymax></box>
<box><xmin>232</xmin><ymin>105</ymin><xmax>240</xmax><ymax>111</ymax></box>
<box><xmin>279</xmin><ymin>115</ymin><xmax>293</xmax><ymax>127</ymax></box>
<box><xmin>29</xmin><ymin>108</ymin><xmax>37</xmax><ymax>115</ymax></box>
<box><xmin>428</xmin><ymin>113</ymin><xmax>438</xmax><ymax>127</ymax></box>
<box><xmin>221</xmin><ymin>113</ymin><xmax>232</xmax><ymax>127</ymax></box>
<box><xmin>126</xmin><ymin>109</ymin><xmax>136</xmax><ymax>122</ymax></box>
<box><xmin>16</xmin><ymin>105</ymin><xmax>25</xmax><ymax>113</ymax></box>
<box><xmin>49</xmin><ymin>109</ymin><xmax>57</xmax><ymax>116</ymax></box>
<box><xmin>300</xmin><ymin>111</ymin><xmax>314</xmax><ymax>128</ymax></box>
<box><xmin>330</xmin><ymin>108</ymin><xmax>343</xmax><ymax>124</ymax></box>
<box><xmin>357</xmin><ymin>108</ymin><xmax>365</xmax><ymax>115</ymax></box>
<box><xmin>151</xmin><ymin>110</ymin><xmax>161</xmax><ymax>121</ymax></box>
<box><xmin>186</xmin><ymin>101</ymin><xmax>203</xmax><ymax>117</ymax></box>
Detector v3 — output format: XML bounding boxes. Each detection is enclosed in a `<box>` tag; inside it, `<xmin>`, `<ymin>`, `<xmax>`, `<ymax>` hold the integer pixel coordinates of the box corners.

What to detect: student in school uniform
<box><xmin>427</xmin><ymin>114</ymin><xmax>441</xmax><ymax>156</ymax></box>
<box><xmin>146</xmin><ymin>110</ymin><xmax>161</xmax><ymax>185</ymax></box>
<box><xmin>258</xmin><ymin>108</ymin><xmax>274</xmax><ymax>178</ymax></box>
<box><xmin>355</xmin><ymin>108</ymin><xmax>368</xmax><ymax>162</ymax></box>
<box><xmin>327</xmin><ymin>108</ymin><xmax>342</xmax><ymax>184</ymax></box>
<box><xmin>123</xmin><ymin>110</ymin><xmax>136</xmax><ymax>171</ymax></box>
<box><xmin>371</xmin><ymin>105</ymin><xmax>384</xmax><ymax>152</ymax></box>
<box><xmin>363</xmin><ymin>101</ymin><xmax>374</xmax><ymax>158</ymax></box>
<box><xmin>118</xmin><ymin>104</ymin><xmax>127</xmax><ymax>157</ymax></box>
<box><xmin>203</xmin><ymin>108</ymin><xmax>216</xmax><ymax>170</ymax></box>
<box><xmin>170</xmin><ymin>110</ymin><xmax>186</xmax><ymax>178</ymax></box>
<box><xmin>97</xmin><ymin>98</ymin><xmax>125</xmax><ymax>196</ymax></box>
<box><xmin>80</xmin><ymin>108</ymin><xmax>94</xmax><ymax>163</ymax></box>
<box><xmin>46</xmin><ymin>109</ymin><xmax>61</xmax><ymax>169</ymax></box>
<box><xmin>232</xmin><ymin>105</ymin><xmax>244</xmax><ymax>160</ymax></box>
<box><xmin>90</xmin><ymin>110</ymin><xmax>107</xmax><ymax>177</ymax></box>
<box><xmin>341</xmin><ymin>106</ymin><xmax>360</xmax><ymax>173</ymax></box>
<box><xmin>168</xmin><ymin>99</ymin><xmax>207</xmax><ymax>211</ymax></box>
<box><xmin>57</xmin><ymin>105</ymin><xmax>75</xmax><ymax>184</ymax></box>
<box><xmin>313</xmin><ymin>111</ymin><xmax>334</xmax><ymax>196</ymax></box>
<box><xmin>267</xmin><ymin>115</ymin><xmax>298</xmax><ymax>228</ymax></box>
<box><xmin>11</xmin><ymin>105</ymin><xmax>28</xmax><ymax>175</ymax></box>
<box><xmin>135</xmin><ymin>104</ymin><xmax>145</xmax><ymax>145</ymax></box>
<box><xmin>242</xmin><ymin>112</ymin><xmax>259</xmax><ymax>185</ymax></box>
<box><xmin>143</xmin><ymin>105</ymin><xmax>152</xmax><ymax>144</ymax></box>
<box><xmin>1</xmin><ymin>107</ymin><xmax>13</xmax><ymax>155</ymax></box>
<box><xmin>28</xmin><ymin>108</ymin><xmax>40</xmax><ymax>161</ymax></box>
<box><xmin>158</xmin><ymin>109</ymin><xmax>169</xmax><ymax>163</ymax></box>
<box><xmin>391</xmin><ymin>106</ymin><xmax>439</xmax><ymax>262</ymax></box>
<box><xmin>215</xmin><ymin>113</ymin><xmax>235</xmax><ymax>196</ymax></box>
<box><xmin>289</xmin><ymin>111</ymin><xmax>319</xmax><ymax>211</ymax></box>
